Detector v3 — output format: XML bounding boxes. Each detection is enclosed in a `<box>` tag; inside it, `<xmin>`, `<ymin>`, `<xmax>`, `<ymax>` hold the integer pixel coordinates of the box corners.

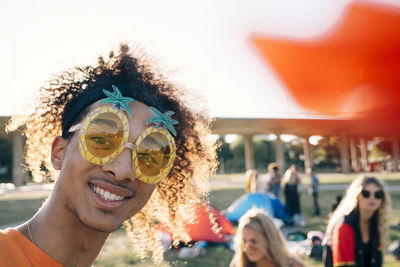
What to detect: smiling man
<box><xmin>0</xmin><ymin>44</ymin><xmax>217</xmax><ymax>266</ymax></box>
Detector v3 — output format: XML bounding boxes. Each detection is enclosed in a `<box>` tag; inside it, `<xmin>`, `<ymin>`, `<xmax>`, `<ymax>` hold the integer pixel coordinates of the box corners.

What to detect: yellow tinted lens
<box><xmin>137</xmin><ymin>132</ymin><xmax>171</xmax><ymax>176</ymax></box>
<box><xmin>85</xmin><ymin>112</ymin><xmax>124</xmax><ymax>158</ymax></box>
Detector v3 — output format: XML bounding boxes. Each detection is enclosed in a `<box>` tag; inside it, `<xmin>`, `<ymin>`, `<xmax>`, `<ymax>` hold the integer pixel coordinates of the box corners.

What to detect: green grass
<box><xmin>1</xmin><ymin>176</ymin><xmax>399</xmax><ymax>266</ymax></box>
<box><xmin>0</xmin><ymin>191</ymin><xmax>49</xmax><ymax>225</ymax></box>
<box><xmin>209</xmin><ymin>188</ymin><xmax>245</xmax><ymax>211</ymax></box>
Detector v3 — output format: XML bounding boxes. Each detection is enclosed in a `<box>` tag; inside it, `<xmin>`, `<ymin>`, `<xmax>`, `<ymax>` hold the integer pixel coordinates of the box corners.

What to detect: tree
<box><xmin>216</xmin><ymin>137</ymin><xmax>233</xmax><ymax>173</ymax></box>
<box><xmin>225</xmin><ymin>137</ymin><xmax>245</xmax><ymax>173</ymax></box>
<box><xmin>283</xmin><ymin>138</ymin><xmax>305</xmax><ymax>171</ymax></box>
<box><xmin>374</xmin><ymin>138</ymin><xmax>392</xmax><ymax>154</ymax></box>
<box><xmin>254</xmin><ymin>138</ymin><xmax>275</xmax><ymax>171</ymax></box>
<box><xmin>313</xmin><ymin>137</ymin><xmax>341</xmax><ymax>169</ymax></box>
<box><xmin>370</xmin><ymin>137</ymin><xmax>392</xmax><ymax>163</ymax></box>
<box><xmin>0</xmin><ymin>138</ymin><xmax>12</xmax><ymax>182</ymax></box>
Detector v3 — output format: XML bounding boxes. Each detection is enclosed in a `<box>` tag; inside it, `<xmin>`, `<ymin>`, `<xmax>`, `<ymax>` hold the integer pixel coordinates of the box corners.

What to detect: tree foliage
<box><xmin>374</xmin><ymin>138</ymin><xmax>392</xmax><ymax>155</ymax></box>
<box><xmin>254</xmin><ymin>138</ymin><xmax>275</xmax><ymax>171</ymax></box>
<box><xmin>216</xmin><ymin>136</ymin><xmax>277</xmax><ymax>173</ymax></box>
<box><xmin>370</xmin><ymin>137</ymin><xmax>392</xmax><ymax>162</ymax></box>
<box><xmin>225</xmin><ymin>137</ymin><xmax>245</xmax><ymax>173</ymax></box>
<box><xmin>313</xmin><ymin>137</ymin><xmax>340</xmax><ymax>168</ymax></box>
<box><xmin>284</xmin><ymin>138</ymin><xmax>304</xmax><ymax>170</ymax></box>
<box><xmin>0</xmin><ymin>138</ymin><xmax>12</xmax><ymax>182</ymax></box>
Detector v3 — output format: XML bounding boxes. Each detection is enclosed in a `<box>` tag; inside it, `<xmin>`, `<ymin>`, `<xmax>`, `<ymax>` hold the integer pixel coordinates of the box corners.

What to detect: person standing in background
<box><xmin>283</xmin><ymin>165</ymin><xmax>304</xmax><ymax>225</ymax></box>
<box><xmin>307</xmin><ymin>167</ymin><xmax>320</xmax><ymax>216</ymax></box>
<box><xmin>266</xmin><ymin>163</ymin><xmax>282</xmax><ymax>199</ymax></box>
<box><xmin>245</xmin><ymin>169</ymin><xmax>259</xmax><ymax>193</ymax></box>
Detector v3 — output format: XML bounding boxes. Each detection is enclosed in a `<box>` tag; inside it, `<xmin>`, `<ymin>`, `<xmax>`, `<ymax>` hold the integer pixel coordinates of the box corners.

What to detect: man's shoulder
<box><xmin>0</xmin><ymin>227</ymin><xmax>63</xmax><ymax>267</ymax></box>
<box><xmin>0</xmin><ymin>228</ymin><xmax>25</xmax><ymax>253</ymax></box>
<box><xmin>0</xmin><ymin>227</ymin><xmax>17</xmax><ymax>243</ymax></box>
<box><xmin>0</xmin><ymin>228</ymin><xmax>23</xmax><ymax>266</ymax></box>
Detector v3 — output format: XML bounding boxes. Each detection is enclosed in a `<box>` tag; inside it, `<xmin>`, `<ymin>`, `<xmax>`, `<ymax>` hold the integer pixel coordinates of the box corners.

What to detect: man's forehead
<box><xmin>87</xmin><ymin>101</ymin><xmax>153</xmax><ymax>119</ymax></box>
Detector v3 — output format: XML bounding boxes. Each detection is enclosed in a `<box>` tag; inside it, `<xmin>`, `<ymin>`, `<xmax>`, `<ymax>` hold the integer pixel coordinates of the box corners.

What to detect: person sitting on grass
<box><xmin>230</xmin><ymin>208</ymin><xmax>304</xmax><ymax>267</ymax></box>
<box><xmin>0</xmin><ymin>44</ymin><xmax>218</xmax><ymax>266</ymax></box>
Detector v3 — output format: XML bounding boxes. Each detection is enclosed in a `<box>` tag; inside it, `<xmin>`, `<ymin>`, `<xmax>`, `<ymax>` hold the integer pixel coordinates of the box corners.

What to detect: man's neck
<box><xmin>25</xmin><ymin>194</ymin><xmax>110</xmax><ymax>267</ymax></box>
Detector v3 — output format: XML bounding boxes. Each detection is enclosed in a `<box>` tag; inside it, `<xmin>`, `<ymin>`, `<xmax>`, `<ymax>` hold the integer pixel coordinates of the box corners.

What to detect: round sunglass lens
<box><xmin>361</xmin><ymin>190</ymin><xmax>370</xmax><ymax>198</ymax></box>
<box><xmin>137</xmin><ymin>132</ymin><xmax>171</xmax><ymax>177</ymax></box>
<box><xmin>86</xmin><ymin>112</ymin><xmax>124</xmax><ymax>158</ymax></box>
<box><xmin>375</xmin><ymin>191</ymin><xmax>384</xmax><ymax>199</ymax></box>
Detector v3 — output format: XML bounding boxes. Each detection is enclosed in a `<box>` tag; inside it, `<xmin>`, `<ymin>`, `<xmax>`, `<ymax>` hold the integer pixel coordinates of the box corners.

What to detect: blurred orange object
<box><xmin>252</xmin><ymin>1</ymin><xmax>400</xmax><ymax>122</ymax></box>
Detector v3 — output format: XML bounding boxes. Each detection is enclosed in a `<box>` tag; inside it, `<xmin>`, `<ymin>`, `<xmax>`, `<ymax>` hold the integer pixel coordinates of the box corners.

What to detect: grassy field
<box><xmin>0</xmin><ymin>190</ymin><xmax>49</xmax><ymax>226</ymax></box>
<box><xmin>1</xmin><ymin>173</ymin><xmax>399</xmax><ymax>266</ymax></box>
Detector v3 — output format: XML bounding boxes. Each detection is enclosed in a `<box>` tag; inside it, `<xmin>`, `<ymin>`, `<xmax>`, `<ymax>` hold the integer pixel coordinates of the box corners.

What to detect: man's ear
<box><xmin>51</xmin><ymin>136</ymin><xmax>68</xmax><ymax>170</ymax></box>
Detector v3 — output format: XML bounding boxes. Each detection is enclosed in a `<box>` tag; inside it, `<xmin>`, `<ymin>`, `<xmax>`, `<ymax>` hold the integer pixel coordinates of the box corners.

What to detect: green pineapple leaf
<box><xmin>100</xmin><ymin>85</ymin><xmax>136</xmax><ymax>116</ymax></box>
<box><xmin>147</xmin><ymin>107</ymin><xmax>178</xmax><ymax>136</ymax></box>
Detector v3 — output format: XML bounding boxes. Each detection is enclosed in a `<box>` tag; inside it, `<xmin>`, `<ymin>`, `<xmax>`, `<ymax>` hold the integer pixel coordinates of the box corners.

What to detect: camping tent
<box><xmin>158</xmin><ymin>204</ymin><xmax>234</xmax><ymax>243</ymax></box>
<box><xmin>225</xmin><ymin>192</ymin><xmax>283</xmax><ymax>223</ymax></box>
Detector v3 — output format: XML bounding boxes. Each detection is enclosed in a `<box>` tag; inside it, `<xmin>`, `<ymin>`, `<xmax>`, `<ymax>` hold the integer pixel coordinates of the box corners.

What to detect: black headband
<box><xmin>61</xmin><ymin>83</ymin><xmax>167</xmax><ymax>138</ymax></box>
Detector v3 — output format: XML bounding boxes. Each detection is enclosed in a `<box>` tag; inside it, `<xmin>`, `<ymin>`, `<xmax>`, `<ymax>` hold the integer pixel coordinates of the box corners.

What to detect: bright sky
<box><xmin>1</xmin><ymin>0</ymin><xmax>396</xmax><ymax>118</ymax></box>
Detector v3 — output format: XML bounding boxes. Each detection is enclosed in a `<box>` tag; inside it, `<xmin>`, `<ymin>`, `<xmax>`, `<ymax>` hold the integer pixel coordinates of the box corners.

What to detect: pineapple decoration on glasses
<box><xmin>100</xmin><ymin>85</ymin><xmax>136</xmax><ymax>117</ymax></box>
<box><xmin>147</xmin><ymin>107</ymin><xmax>178</xmax><ymax>137</ymax></box>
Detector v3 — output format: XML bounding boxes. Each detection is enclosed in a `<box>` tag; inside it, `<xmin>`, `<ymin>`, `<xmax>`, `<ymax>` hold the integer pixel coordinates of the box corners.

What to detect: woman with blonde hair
<box><xmin>245</xmin><ymin>169</ymin><xmax>259</xmax><ymax>193</ymax></box>
<box><xmin>323</xmin><ymin>176</ymin><xmax>392</xmax><ymax>267</ymax></box>
<box><xmin>230</xmin><ymin>208</ymin><xmax>304</xmax><ymax>267</ymax></box>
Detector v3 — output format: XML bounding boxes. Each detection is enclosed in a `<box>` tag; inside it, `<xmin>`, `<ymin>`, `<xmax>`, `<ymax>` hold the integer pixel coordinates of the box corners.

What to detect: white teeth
<box><xmin>92</xmin><ymin>185</ymin><xmax>124</xmax><ymax>201</ymax></box>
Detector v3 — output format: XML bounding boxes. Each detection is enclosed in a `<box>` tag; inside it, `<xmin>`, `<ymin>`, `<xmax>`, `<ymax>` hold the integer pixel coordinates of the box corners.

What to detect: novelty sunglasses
<box><xmin>68</xmin><ymin>91</ymin><xmax>177</xmax><ymax>184</ymax></box>
<box><xmin>361</xmin><ymin>189</ymin><xmax>384</xmax><ymax>199</ymax></box>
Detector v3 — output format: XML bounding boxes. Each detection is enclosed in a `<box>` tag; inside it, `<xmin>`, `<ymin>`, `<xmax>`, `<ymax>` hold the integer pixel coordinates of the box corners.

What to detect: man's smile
<box><xmin>90</xmin><ymin>184</ymin><xmax>125</xmax><ymax>201</ymax></box>
<box><xmin>87</xmin><ymin>178</ymin><xmax>136</xmax><ymax>211</ymax></box>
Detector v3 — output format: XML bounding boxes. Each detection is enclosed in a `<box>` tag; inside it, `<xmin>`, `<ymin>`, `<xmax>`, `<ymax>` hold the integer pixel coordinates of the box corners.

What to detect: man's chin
<box><xmin>83</xmin><ymin>219</ymin><xmax>123</xmax><ymax>233</ymax></box>
<box><xmin>93</xmin><ymin>224</ymin><xmax>121</xmax><ymax>233</ymax></box>
<box><xmin>74</xmin><ymin>211</ymin><xmax>123</xmax><ymax>233</ymax></box>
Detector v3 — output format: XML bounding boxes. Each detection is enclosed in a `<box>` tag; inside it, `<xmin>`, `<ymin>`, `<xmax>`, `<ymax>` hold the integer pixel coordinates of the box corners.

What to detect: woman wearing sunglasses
<box><xmin>1</xmin><ymin>44</ymin><xmax>218</xmax><ymax>266</ymax></box>
<box><xmin>323</xmin><ymin>176</ymin><xmax>392</xmax><ymax>267</ymax></box>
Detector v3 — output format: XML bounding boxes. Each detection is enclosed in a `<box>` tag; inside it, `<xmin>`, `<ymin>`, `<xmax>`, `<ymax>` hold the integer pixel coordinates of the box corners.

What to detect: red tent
<box><xmin>158</xmin><ymin>204</ymin><xmax>234</xmax><ymax>243</ymax></box>
<box><xmin>252</xmin><ymin>1</ymin><xmax>400</xmax><ymax>126</ymax></box>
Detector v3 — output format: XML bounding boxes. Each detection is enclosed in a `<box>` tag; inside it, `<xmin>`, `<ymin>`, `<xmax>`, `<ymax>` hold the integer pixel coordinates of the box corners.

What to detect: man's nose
<box><xmin>102</xmin><ymin>148</ymin><xmax>135</xmax><ymax>181</ymax></box>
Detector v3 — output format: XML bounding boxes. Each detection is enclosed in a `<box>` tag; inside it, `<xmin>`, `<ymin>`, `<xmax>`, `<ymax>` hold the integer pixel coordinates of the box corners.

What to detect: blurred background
<box><xmin>1</xmin><ymin>0</ymin><xmax>400</xmax><ymax>266</ymax></box>
<box><xmin>2</xmin><ymin>0</ymin><xmax>400</xmax><ymax>181</ymax></box>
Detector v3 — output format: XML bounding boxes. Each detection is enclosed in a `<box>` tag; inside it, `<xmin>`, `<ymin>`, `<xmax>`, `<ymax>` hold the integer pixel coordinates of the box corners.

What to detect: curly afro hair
<box><xmin>7</xmin><ymin>44</ymin><xmax>218</xmax><ymax>263</ymax></box>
